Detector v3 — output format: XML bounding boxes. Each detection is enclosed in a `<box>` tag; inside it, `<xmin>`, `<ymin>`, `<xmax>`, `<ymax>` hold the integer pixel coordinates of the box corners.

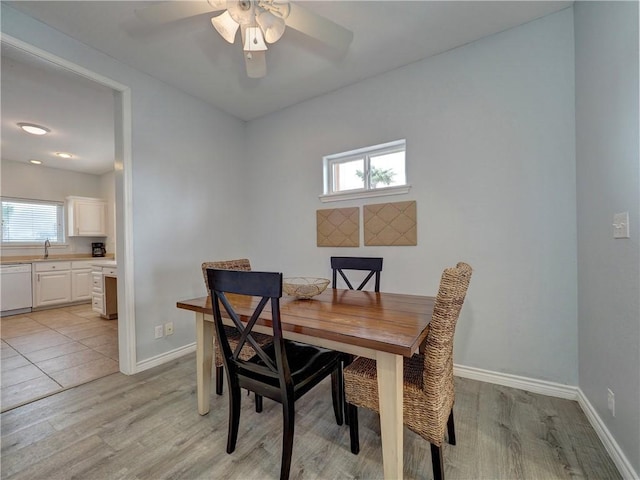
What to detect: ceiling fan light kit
<box><xmin>256</xmin><ymin>10</ymin><xmax>286</xmax><ymax>43</ymax></box>
<box><xmin>243</xmin><ymin>26</ymin><xmax>268</xmax><ymax>51</ymax></box>
<box><xmin>211</xmin><ymin>11</ymin><xmax>240</xmax><ymax>43</ymax></box>
<box><xmin>137</xmin><ymin>0</ymin><xmax>353</xmax><ymax>78</ymax></box>
<box><xmin>227</xmin><ymin>0</ymin><xmax>255</xmax><ymax>25</ymax></box>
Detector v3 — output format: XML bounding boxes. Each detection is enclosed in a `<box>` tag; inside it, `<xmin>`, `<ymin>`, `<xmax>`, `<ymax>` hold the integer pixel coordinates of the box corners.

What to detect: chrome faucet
<box><xmin>44</xmin><ymin>238</ymin><xmax>51</xmax><ymax>259</ymax></box>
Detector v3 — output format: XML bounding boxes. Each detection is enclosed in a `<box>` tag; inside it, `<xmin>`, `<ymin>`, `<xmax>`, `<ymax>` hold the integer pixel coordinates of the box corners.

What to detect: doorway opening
<box><xmin>1</xmin><ymin>35</ymin><xmax>136</xmax><ymax>376</ymax></box>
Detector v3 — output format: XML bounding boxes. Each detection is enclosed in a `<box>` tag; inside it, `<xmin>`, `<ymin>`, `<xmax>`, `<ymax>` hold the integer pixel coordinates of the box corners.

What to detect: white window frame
<box><xmin>1</xmin><ymin>197</ymin><xmax>66</xmax><ymax>246</ymax></box>
<box><xmin>320</xmin><ymin>139</ymin><xmax>410</xmax><ymax>202</ymax></box>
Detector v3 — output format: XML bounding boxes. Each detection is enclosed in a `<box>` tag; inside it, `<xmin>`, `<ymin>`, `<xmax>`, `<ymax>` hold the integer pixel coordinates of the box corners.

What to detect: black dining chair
<box><xmin>207</xmin><ymin>268</ymin><xmax>345</xmax><ymax>480</ymax></box>
<box><xmin>330</xmin><ymin>256</ymin><xmax>383</xmax><ymax>424</ymax></box>
<box><xmin>201</xmin><ymin>259</ymin><xmax>272</xmax><ymax>412</ymax></box>
<box><xmin>331</xmin><ymin>256</ymin><xmax>383</xmax><ymax>292</ymax></box>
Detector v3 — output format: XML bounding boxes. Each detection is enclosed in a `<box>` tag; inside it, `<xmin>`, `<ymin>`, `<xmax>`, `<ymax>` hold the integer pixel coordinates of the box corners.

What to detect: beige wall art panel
<box><xmin>364</xmin><ymin>201</ymin><xmax>417</xmax><ymax>246</ymax></box>
<box><xmin>316</xmin><ymin>207</ymin><xmax>359</xmax><ymax>247</ymax></box>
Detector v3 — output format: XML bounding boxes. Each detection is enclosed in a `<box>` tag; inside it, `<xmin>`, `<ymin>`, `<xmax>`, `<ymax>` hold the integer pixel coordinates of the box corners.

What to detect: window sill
<box><xmin>319</xmin><ymin>185</ymin><xmax>411</xmax><ymax>203</ymax></box>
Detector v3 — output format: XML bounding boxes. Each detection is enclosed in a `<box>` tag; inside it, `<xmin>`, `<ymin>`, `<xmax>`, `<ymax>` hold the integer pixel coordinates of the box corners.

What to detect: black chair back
<box><xmin>331</xmin><ymin>256</ymin><xmax>383</xmax><ymax>292</ymax></box>
<box><xmin>207</xmin><ymin>269</ymin><xmax>290</xmax><ymax>400</ymax></box>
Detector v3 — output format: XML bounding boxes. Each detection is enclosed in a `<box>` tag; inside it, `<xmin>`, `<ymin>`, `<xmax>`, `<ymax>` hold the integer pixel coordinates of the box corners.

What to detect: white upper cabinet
<box><xmin>66</xmin><ymin>196</ymin><xmax>107</xmax><ymax>237</ymax></box>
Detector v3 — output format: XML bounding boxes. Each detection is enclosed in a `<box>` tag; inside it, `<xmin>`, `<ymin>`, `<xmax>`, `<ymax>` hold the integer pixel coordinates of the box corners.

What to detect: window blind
<box><xmin>1</xmin><ymin>198</ymin><xmax>64</xmax><ymax>243</ymax></box>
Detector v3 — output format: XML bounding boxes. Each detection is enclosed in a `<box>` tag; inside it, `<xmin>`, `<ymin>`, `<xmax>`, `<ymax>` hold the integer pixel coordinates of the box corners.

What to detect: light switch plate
<box><xmin>613</xmin><ymin>212</ymin><xmax>630</xmax><ymax>239</ymax></box>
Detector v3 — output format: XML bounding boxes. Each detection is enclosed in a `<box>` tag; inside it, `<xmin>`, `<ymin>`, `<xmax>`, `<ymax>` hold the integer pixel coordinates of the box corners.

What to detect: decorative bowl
<box><xmin>283</xmin><ymin>277</ymin><xmax>330</xmax><ymax>299</ymax></box>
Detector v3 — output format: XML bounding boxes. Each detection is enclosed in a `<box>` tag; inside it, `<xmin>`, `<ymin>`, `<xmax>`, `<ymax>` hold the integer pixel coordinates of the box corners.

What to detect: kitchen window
<box><xmin>320</xmin><ymin>139</ymin><xmax>410</xmax><ymax>202</ymax></box>
<box><xmin>1</xmin><ymin>197</ymin><xmax>65</xmax><ymax>244</ymax></box>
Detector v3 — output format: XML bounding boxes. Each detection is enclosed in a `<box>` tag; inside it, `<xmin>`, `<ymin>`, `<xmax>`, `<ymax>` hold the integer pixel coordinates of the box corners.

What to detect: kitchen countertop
<box><xmin>1</xmin><ymin>254</ymin><xmax>115</xmax><ymax>265</ymax></box>
<box><xmin>95</xmin><ymin>260</ymin><xmax>117</xmax><ymax>268</ymax></box>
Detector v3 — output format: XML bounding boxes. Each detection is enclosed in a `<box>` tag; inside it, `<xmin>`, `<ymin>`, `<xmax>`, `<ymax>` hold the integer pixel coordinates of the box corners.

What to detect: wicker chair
<box><xmin>344</xmin><ymin>262</ymin><xmax>472</xmax><ymax>480</ymax></box>
<box><xmin>201</xmin><ymin>259</ymin><xmax>272</xmax><ymax>410</ymax></box>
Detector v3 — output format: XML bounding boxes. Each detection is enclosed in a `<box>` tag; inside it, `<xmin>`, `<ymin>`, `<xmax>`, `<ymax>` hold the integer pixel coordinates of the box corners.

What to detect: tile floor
<box><xmin>1</xmin><ymin>303</ymin><xmax>119</xmax><ymax>412</ymax></box>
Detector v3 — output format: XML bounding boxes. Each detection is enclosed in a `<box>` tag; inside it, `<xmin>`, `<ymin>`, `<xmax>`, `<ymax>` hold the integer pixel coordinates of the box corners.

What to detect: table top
<box><xmin>177</xmin><ymin>289</ymin><xmax>434</xmax><ymax>357</ymax></box>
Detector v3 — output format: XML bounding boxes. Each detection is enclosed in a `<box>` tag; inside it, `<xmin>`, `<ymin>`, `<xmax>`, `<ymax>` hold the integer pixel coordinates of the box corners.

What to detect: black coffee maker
<box><xmin>92</xmin><ymin>242</ymin><xmax>106</xmax><ymax>257</ymax></box>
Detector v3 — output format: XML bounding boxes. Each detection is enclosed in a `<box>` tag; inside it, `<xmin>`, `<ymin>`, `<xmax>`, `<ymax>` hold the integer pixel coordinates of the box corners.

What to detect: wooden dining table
<box><xmin>176</xmin><ymin>288</ymin><xmax>435</xmax><ymax>480</ymax></box>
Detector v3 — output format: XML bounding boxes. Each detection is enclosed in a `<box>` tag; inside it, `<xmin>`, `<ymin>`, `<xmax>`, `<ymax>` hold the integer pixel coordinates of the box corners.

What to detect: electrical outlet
<box><xmin>613</xmin><ymin>212</ymin><xmax>630</xmax><ymax>238</ymax></box>
<box><xmin>164</xmin><ymin>322</ymin><xmax>174</xmax><ymax>336</ymax></box>
<box><xmin>154</xmin><ymin>325</ymin><xmax>164</xmax><ymax>339</ymax></box>
<box><xmin>607</xmin><ymin>388</ymin><xmax>615</xmax><ymax>417</ymax></box>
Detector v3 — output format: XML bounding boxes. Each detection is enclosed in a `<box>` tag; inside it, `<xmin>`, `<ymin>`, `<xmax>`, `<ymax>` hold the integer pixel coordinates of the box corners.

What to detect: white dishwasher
<box><xmin>1</xmin><ymin>263</ymin><xmax>33</xmax><ymax>316</ymax></box>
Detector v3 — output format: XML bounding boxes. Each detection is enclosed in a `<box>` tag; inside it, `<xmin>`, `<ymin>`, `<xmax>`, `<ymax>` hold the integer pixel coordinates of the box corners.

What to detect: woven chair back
<box><xmin>201</xmin><ymin>258</ymin><xmax>251</xmax><ymax>291</ymax></box>
<box><xmin>422</xmin><ymin>262</ymin><xmax>472</xmax><ymax>419</ymax></box>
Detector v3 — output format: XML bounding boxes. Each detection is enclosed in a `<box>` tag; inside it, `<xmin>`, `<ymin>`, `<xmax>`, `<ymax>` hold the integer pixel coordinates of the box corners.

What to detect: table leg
<box><xmin>377</xmin><ymin>352</ymin><xmax>403</xmax><ymax>480</ymax></box>
<box><xmin>196</xmin><ymin>312</ymin><xmax>214</xmax><ymax>415</ymax></box>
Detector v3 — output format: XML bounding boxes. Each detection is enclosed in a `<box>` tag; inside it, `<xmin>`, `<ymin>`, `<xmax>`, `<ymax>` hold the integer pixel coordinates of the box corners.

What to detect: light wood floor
<box><xmin>0</xmin><ymin>353</ymin><xmax>620</xmax><ymax>480</ymax></box>
<box><xmin>1</xmin><ymin>304</ymin><xmax>119</xmax><ymax>412</ymax></box>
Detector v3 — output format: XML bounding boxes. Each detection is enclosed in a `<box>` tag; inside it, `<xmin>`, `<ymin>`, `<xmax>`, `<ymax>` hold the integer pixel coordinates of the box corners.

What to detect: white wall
<box><xmin>0</xmin><ymin>160</ymin><xmax>106</xmax><ymax>256</ymax></box>
<box><xmin>128</xmin><ymin>79</ymin><xmax>248</xmax><ymax>359</ymax></box>
<box><xmin>245</xmin><ymin>9</ymin><xmax>578</xmax><ymax>385</ymax></box>
<box><xmin>1</xmin><ymin>4</ymin><xmax>249</xmax><ymax>362</ymax></box>
<box><xmin>1</xmin><ymin>159</ymin><xmax>102</xmax><ymax>200</ymax></box>
<box><xmin>575</xmin><ymin>1</ymin><xmax>640</xmax><ymax>474</ymax></box>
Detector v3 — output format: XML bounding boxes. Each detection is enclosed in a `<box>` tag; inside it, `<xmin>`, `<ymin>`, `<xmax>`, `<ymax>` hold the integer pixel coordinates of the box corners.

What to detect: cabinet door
<box><xmin>71</xmin><ymin>269</ymin><xmax>93</xmax><ymax>301</ymax></box>
<box><xmin>35</xmin><ymin>271</ymin><xmax>72</xmax><ymax>307</ymax></box>
<box><xmin>75</xmin><ymin>201</ymin><xmax>107</xmax><ymax>236</ymax></box>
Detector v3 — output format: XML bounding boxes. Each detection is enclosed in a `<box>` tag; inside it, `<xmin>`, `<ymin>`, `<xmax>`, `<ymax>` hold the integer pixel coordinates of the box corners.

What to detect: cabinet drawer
<box><xmin>72</xmin><ymin>261</ymin><xmax>94</xmax><ymax>270</ymax></box>
<box><xmin>92</xmin><ymin>293</ymin><xmax>104</xmax><ymax>314</ymax></box>
<box><xmin>103</xmin><ymin>268</ymin><xmax>117</xmax><ymax>277</ymax></box>
<box><xmin>92</xmin><ymin>273</ymin><xmax>103</xmax><ymax>289</ymax></box>
<box><xmin>34</xmin><ymin>262</ymin><xmax>71</xmax><ymax>272</ymax></box>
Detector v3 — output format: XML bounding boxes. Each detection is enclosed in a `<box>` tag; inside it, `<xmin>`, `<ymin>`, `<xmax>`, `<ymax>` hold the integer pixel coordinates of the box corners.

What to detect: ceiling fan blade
<box><xmin>285</xmin><ymin>3</ymin><xmax>353</xmax><ymax>51</ymax></box>
<box><xmin>135</xmin><ymin>1</ymin><xmax>221</xmax><ymax>25</ymax></box>
<box><xmin>245</xmin><ymin>51</ymin><xmax>267</xmax><ymax>78</ymax></box>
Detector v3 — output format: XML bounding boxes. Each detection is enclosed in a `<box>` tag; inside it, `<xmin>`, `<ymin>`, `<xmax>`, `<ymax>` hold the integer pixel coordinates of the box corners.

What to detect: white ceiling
<box><xmin>1</xmin><ymin>1</ymin><xmax>572</xmax><ymax>174</ymax></box>
<box><xmin>1</xmin><ymin>43</ymin><xmax>116</xmax><ymax>175</ymax></box>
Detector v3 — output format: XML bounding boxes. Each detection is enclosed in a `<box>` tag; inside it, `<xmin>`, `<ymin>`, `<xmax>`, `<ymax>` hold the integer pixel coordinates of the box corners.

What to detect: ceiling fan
<box><xmin>135</xmin><ymin>0</ymin><xmax>353</xmax><ymax>78</ymax></box>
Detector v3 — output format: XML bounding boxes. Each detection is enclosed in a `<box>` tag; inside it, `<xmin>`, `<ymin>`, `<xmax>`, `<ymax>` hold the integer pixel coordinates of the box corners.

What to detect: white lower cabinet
<box><xmin>92</xmin><ymin>265</ymin><xmax>105</xmax><ymax>315</ymax></box>
<box><xmin>33</xmin><ymin>262</ymin><xmax>72</xmax><ymax>307</ymax></box>
<box><xmin>91</xmin><ymin>263</ymin><xmax>117</xmax><ymax>319</ymax></box>
<box><xmin>71</xmin><ymin>261</ymin><xmax>94</xmax><ymax>302</ymax></box>
<box><xmin>33</xmin><ymin>260</ymin><xmax>100</xmax><ymax>308</ymax></box>
<box><xmin>92</xmin><ymin>292</ymin><xmax>104</xmax><ymax>314</ymax></box>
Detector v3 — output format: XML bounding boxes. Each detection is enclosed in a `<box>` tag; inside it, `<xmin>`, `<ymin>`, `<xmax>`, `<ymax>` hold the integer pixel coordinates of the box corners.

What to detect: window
<box><xmin>1</xmin><ymin>197</ymin><xmax>65</xmax><ymax>244</ymax></box>
<box><xmin>321</xmin><ymin>139</ymin><xmax>409</xmax><ymax>201</ymax></box>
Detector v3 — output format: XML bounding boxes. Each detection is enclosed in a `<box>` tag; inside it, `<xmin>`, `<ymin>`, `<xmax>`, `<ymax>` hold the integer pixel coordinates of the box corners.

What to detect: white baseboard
<box><xmin>135</xmin><ymin>343</ymin><xmax>196</xmax><ymax>373</ymax></box>
<box><xmin>454</xmin><ymin>363</ymin><xmax>638</xmax><ymax>480</ymax></box>
<box><xmin>576</xmin><ymin>388</ymin><xmax>639</xmax><ymax>480</ymax></box>
<box><xmin>453</xmin><ymin>364</ymin><xmax>578</xmax><ymax>399</ymax></box>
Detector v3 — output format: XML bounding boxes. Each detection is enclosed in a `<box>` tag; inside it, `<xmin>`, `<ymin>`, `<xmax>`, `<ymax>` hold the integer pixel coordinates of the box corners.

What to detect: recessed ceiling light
<box><xmin>55</xmin><ymin>152</ymin><xmax>73</xmax><ymax>159</ymax></box>
<box><xmin>18</xmin><ymin>122</ymin><xmax>50</xmax><ymax>135</ymax></box>
<box><xmin>29</xmin><ymin>159</ymin><xmax>43</xmax><ymax>165</ymax></box>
